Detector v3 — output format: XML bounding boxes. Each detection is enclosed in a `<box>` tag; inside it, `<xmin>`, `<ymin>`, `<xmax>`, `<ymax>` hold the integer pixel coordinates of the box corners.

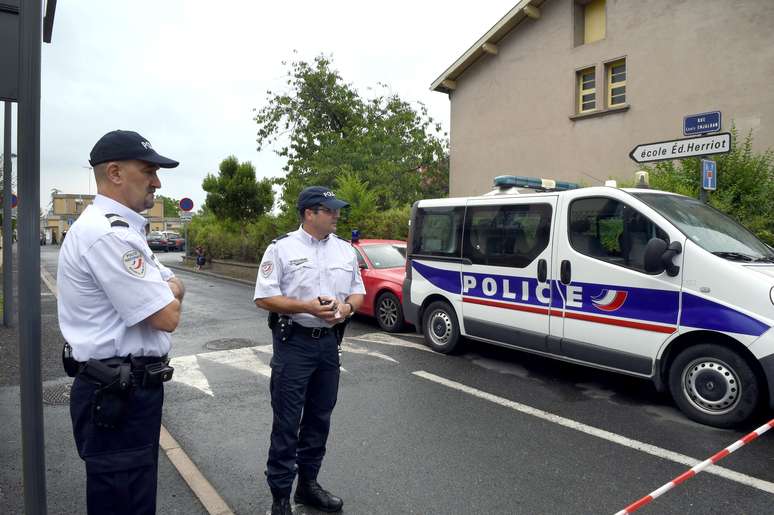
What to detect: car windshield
<box><xmin>362</xmin><ymin>244</ymin><xmax>406</xmax><ymax>269</ymax></box>
<box><xmin>632</xmin><ymin>192</ymin><xmax>774</xmax><ymax>262</ymax></box>
<box><xmin>148</xmin><ymin>232</ymin><xmax>164</xmax><ymax>239</ymax></box>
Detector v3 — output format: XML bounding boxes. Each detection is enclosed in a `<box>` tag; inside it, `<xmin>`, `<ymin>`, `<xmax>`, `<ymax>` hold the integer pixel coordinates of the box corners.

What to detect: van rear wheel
<box><xmin>668</xmin><ymin>344</ymin><xmax>762</xmax><ymax>428</ymax></box>
<box><xmin>422</xmin><ymin>301</ymin><xmax>460</xmax><ymax>354</ymax></box>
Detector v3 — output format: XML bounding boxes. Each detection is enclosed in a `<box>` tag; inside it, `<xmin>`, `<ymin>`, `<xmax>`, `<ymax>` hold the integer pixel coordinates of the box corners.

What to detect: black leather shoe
<box><xmin>271</xmin><ymin>496</ymin><xmax>292</xmax><ymax>515</ymax></box>
<box><xmin>294</xmin><ymin>480</ymin><xmax>343</xmax><ymax>512</ymax></box>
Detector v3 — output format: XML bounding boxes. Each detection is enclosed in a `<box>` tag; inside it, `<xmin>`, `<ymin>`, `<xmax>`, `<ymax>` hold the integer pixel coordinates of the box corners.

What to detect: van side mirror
<box><xmin>359</xmin><ymin>262</ymin><xmax>368</xmax><ymax>269</ymax></box>
<box><xmin>644</xmin><ymin>238</ymin><xmax>682</xmax><ymax>276</ymax></box>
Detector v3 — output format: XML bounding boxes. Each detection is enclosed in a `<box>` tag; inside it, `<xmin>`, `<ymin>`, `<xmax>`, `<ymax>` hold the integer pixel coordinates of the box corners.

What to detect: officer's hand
<box><xmin>307</xmin><ymin>296</ymin><xmax>340</xmax><ymax>322</ymax></box>
<box><xmin>167</xmin><ymin>277</ymin><xmax>185</xmax><ymax>301</ymax></box>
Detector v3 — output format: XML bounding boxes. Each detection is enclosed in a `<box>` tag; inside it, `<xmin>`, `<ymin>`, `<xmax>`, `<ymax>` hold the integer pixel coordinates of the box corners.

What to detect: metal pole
<box><xmin>18</xmin><ymin>0</ymin><xmax>47</xmax><ymax>512</ymax></box>
<box><xmin>3</xmin><ymin>102</ymin><xmax>13</xmax><ymax>327</ymax></box>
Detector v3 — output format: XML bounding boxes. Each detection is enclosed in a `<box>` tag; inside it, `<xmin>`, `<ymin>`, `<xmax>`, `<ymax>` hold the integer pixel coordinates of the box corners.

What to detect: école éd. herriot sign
<box><xmin>628</xmin><ymin>132</ymin><xmax>731</xmax><ymax>164</ymax></box>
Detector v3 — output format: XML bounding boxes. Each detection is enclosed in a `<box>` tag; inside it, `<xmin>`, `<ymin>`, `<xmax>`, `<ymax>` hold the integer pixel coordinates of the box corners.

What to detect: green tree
<box><xmin>202</xmin><ymin>156</ymin><xmax>274</xmax><ymax>224</ymax></box>
<box><xmin>156</xmin><ymin>195</ymin><xmax>180</xmax><ymax>218</ymax></box>
<box><xmin>254</xmin><ymin>54</ymin><xmax>449</xmax><ymax>215</ymax></box>
<box><xmin>646</xmin><ymin>127</ymin><xmax>774</xmax><ymax>244</ymax></box>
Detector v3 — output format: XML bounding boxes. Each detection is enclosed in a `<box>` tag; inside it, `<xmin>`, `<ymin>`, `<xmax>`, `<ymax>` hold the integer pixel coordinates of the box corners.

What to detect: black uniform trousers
<box><xmin>266</xmin><ymin>328</ymin><xmax>340</xmax><ymax>497</ymax></box>
<box><xmin>70</xmin><ymin>375</ymin><xmax>164</xmax><ymax>515</ymax></box>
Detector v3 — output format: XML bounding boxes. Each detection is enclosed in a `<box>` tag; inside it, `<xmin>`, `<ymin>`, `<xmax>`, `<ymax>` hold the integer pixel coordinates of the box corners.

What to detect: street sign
<box><xmin>180</xmin><ymin>212</ymin><xmax>193</xmax><ymax>221</ymax></box>
<box><xmin>684</xmin><ymin>111</ymin><xmax>721</xmax><ymax>136</ymax></box>
<box><xmin>11</xmin><ymin>193</ymin><xmax>17</xmax><ymax>208</ymax></box>
<box><xmin>702</xmin><ymin>159</ymin><xmax>717</xmax><ymax>191</ymax></box>
<box><xmin>67</xmin><ymin>217</ymin><xmax>74</xmax><ymax>226</ymax></box>
<box><xmin>179</xmin><ymin>197</ymin><xmax>194</xmax><ymax>212</ymax></box>
<box><xmin>629</xmin><ymin>132</ymin><xmax>731</xmax><ymax>164</ymax></box>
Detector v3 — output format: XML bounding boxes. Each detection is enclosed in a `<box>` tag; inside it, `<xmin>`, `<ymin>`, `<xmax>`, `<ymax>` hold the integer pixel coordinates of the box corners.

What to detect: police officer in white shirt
<box><xmin>57</xmin><ymin>130</ymin><xmax>184</xmax><ymax>515</ymax></box>
<box><xmin>254</xmin><ymin>186</ymin><xmax>366</xmax><ymax>515</ymax></box>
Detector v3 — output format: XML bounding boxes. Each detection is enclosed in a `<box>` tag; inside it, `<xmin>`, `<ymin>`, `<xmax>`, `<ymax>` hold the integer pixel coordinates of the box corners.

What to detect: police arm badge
<box><xmin>123</xmin><ymin>250</ymin><xmax>147</xmax><ymax>278</ymax></box>
<box><xmin>261</xmin><ymin>261</ymin><xmax>273</xmax><ymax>278</ymax></box>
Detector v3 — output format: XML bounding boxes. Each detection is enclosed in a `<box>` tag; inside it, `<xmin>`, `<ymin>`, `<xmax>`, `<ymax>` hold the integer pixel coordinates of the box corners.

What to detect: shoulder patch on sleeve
<box><xmin>271</xmin><ymin>233</ymin><xmax>289</xmax><ymax>244</ymax></box>
<box><xmin>122</xmin><ymin>250</ymin><xmax>147</xmax><ymax>277</ymax></box>
<box><xmin>105</xmin><ymin>213</ymin><xmax>130</xmax><ymax>228</ymax></box>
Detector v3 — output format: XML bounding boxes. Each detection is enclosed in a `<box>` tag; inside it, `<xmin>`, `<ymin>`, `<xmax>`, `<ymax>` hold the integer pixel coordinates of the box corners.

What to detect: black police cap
<box><xmin>89</xmin><ymin>130</ymin><xmax>179</xmax><ymax>168</ymax></box>
<box><xmin>297</xmin><ymin>186</ymin><xmax>349</xmax><ymax>210</ymax></box>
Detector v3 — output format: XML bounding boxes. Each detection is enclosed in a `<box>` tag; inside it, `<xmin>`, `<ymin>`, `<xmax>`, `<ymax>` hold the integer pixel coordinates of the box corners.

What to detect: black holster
<box><xmin>333</xmin><ymin>318</ymin><xmax>350</xmax><ymax>345</ymax></box>
<box><xmin>62</xmin><ymin>342</ymin><xmax>79</xmax><ymax>378</ymax></box>
<box><xmin>81</xmin><ymin>359</ymin><xmax>133</xmax><ymax>430</ymax></box>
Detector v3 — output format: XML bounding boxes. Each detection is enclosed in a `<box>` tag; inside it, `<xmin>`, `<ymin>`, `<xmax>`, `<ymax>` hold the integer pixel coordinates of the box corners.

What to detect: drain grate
<box><xmin>43</xmin><ymin>383</ymin><xmax>72</xmax><ymax>405</ymax></box>
<box><xmin>205</xmin><ymin>338</ymin><xmax>256</xmax><ymax>351</ymax></box>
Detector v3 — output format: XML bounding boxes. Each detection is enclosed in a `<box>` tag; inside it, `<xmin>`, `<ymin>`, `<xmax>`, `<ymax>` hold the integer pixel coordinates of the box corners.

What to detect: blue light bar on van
<box><xmin>493</xmin><ymin>175</ymin><xmax>580</xmax><ymax>191</ymax></box>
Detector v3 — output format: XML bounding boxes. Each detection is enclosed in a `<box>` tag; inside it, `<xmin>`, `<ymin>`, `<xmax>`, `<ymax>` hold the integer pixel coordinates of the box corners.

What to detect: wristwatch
<box><xmin>344</xmin><ymin>302</ymin><xmax>355</xmax><ymax>318</ymax></box>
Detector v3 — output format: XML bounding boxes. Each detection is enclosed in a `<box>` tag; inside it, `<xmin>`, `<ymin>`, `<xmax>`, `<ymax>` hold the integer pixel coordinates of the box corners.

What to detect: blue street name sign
<box><xmin>702</xmin><ymin>159</ymin><xmax>717</xmax><ymax>191</ymax></box>
<box><xmin>684</xmin><ymin>111</ymin><xmax>721</xmax><ymax>136</ymax></box>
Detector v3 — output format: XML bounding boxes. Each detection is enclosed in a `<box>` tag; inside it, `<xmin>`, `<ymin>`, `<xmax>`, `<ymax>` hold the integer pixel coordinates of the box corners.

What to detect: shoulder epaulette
<box><xmin>104</xmin><ymin>213</ymin><xmax>129</xmax><ymax>228</ymax></box>
<box><xmin>271</xmin><ymin>233</ymin><xmax>289</xmax><ymax>244</ymax></box>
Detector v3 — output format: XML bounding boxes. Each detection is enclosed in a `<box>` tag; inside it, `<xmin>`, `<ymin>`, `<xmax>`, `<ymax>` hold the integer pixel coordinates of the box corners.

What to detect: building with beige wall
<box><xmin>44</xmin><ymin>194</ymin><xmax>169</xmax><ymax>241</ymax></box>
<box><xmin>432</xmin><ymin>0</ymin><xmax>774</xmax><ymax>197</ymax></box>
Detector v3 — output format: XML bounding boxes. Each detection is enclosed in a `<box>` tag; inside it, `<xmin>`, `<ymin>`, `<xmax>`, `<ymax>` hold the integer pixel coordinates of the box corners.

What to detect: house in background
<box><xmin>432</xmin><ymin>0</ymin><xmax>774</xmax><ymax>197</ymax></box>
<box><xmin>43</xmin><ymin>193</ymin><xmax>171</xmax><ymax>242</ymax></box>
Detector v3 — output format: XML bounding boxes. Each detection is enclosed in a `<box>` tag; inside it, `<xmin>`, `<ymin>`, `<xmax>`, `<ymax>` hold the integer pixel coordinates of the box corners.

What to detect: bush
<box><xmin>646</xmin><ymin>126</ymin><xmax>774</xmax><ymax>245</ymax></box>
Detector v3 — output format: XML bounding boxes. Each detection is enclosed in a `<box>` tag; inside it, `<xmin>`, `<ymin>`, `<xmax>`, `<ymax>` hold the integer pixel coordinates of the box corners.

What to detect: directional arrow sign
<box><xmin>629</xmin><ymin>132</ymin><xmax>731</xmax><ymax>164</ymax></box>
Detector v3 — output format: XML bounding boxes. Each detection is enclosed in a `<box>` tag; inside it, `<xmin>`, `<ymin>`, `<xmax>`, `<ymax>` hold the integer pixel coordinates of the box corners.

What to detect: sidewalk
<box><xmin>0</xmin><ymin>251</ymin><xmax>207</xmax><ymax>514</ymax></box>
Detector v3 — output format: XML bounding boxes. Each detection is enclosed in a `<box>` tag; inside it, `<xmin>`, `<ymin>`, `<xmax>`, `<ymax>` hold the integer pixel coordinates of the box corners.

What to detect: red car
<box><xmin>351</xmin><ymin>238</ymin><xmax>408</xmax><ymax>332</ymax></box>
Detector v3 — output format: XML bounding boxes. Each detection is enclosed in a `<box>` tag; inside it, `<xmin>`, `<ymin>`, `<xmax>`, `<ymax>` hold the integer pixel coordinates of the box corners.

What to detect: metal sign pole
<box><xmin>3</xmin><ymin>101</ymin><xmax>13</xmax><ymax>327</ymax></box>
<box><xmin>17</xmin><ymin>0</ymin><xmax>47</xmax><ymax>512</ymax></box>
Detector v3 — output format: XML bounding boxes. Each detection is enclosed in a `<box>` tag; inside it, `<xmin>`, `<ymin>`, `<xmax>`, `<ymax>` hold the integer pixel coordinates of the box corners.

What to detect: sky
<box><xmin>20</xmin><ymin>1</ymin><xmax>518</xmax><ymax>211</ymax></box>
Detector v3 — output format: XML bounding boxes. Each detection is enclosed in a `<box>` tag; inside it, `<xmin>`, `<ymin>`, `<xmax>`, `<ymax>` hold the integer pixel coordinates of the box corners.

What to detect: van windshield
<box><xmin>631</xmin><ymin>192</ymin><xmax>774</xmax><ymax>262</ymax></box>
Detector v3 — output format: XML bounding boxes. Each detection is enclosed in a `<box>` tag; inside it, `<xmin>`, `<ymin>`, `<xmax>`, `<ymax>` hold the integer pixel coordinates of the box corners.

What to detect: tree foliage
<box><xmin>202</xmin><ymin>156</ymin><xmax>274</xmax><ymax>224</ymax></box>
<box><xmin>646</xmin><ymin>127</ymin><xmax>774</xmax><ymax>245</ymax></box>
<box><xmin>254</xmin><ymin>54</ymin><xmax>449</xmax><ymax>215</ymax></box>
<box><xmin>156</xmin><ymin>195</ymin><xmax>180</xmax><ymax>218</ymax></box>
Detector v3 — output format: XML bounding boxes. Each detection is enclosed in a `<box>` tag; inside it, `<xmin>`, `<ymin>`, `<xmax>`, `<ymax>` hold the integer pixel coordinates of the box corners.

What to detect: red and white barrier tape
<box><xmin>614</xmin><ymin>418</ymin><xmax>774</xmax><ymax>514</ymax></box>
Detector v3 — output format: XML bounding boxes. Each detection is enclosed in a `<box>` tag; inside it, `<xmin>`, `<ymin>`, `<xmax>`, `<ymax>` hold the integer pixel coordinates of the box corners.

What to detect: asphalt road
<box><xmin>12</xmin><ymin>246</ymin><xmax>774</xmax><ymax>513</ymax></box>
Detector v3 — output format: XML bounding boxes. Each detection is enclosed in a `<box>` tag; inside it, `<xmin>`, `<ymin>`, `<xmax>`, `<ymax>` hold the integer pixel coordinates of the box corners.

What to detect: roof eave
<box><xmin>430</xmin><ymin>0</ymin><xmax>543</xmax><ymax>93</ymax></box>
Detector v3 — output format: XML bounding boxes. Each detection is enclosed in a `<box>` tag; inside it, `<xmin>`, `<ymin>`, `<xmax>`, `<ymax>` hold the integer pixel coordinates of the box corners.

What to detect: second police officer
<box><xmin>254</xmin><ymin>186</ymin><xmax>365</xmax><ymax>515</ymax></box>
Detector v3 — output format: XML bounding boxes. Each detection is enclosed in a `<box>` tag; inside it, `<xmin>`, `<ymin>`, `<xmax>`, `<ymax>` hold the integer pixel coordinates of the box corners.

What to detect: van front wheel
<box><xmin>668</xmin><ymin>344</ymin><xmax>762</xmax><ymax>428</ymax></box>
<box><xmin>422</xmin><ymin>301</ymin><xmax>460</xmax><ymax>354</ymax></box>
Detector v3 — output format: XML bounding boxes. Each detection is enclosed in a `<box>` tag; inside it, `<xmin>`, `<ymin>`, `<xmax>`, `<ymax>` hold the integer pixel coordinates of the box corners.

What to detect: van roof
<box><xmin>415</xmin><ymin>187</ymin><xmax>683</xmax><ymax>207</ymax></box>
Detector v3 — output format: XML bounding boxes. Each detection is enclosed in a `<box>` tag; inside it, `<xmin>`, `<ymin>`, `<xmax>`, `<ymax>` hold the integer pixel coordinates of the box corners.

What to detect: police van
<box><xmin>402</xmin><ymin>175</ymin><xmax>774</xmax><ymax>428</ymax></box>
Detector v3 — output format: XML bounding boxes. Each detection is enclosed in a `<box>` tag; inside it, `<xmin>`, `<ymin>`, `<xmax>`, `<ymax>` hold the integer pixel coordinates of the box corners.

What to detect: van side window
<box><xmin>569</xmin><ymin>197</ymin><xmax>668</xmax><ymax>273</ymax></box>
<box><xmin>463</xmin><ymin>203</ymin><xmax>552</xmax><ymax>268</ymax></box>
<box><xmin>412</xmin><ymin>207</ymin><xmax>464</xmax><ymax>258</ymax></box>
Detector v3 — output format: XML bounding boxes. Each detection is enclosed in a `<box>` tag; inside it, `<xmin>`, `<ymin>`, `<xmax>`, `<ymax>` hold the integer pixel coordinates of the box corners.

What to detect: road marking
<box><xmin>350</xmin><ymin>332</ymin><xmax>432</xmax><ymax>353</ymax></box>
<box><xmin>414</xmin><ymin>371</ymin><xmax>774</xmax><ymax>495</ymax></box>
<box><xmin>160</xmin><ymin>426</ymin><xmax>234</xmax><ymax>515</ymax></box>
<box><xmin>40</xmin><ymin>267</ymin><xmax>58</xmax><ymax>296</ymax></box>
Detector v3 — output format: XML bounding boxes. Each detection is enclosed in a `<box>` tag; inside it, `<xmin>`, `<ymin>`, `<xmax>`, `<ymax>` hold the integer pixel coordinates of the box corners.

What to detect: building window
<box><xmin>607</xmin><ymin>59</ymin><xmax>626</xmax><ymax>107</ymax></box>
<box><xmin>577</xmin><ymin>67</ymin><xmax>596</xmax><ymax>113</ymax></box>
<box><xmin>575</xmin><ymin>0</ymin><xmax>606</xmax><ymax>46</ymax></box>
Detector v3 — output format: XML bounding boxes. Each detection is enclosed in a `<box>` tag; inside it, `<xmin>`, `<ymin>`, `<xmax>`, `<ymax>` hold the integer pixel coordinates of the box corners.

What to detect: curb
<box><xmin>164</xmin><ymin>263</ymin><xmax>255</xmax><ymax>287</ymax></box>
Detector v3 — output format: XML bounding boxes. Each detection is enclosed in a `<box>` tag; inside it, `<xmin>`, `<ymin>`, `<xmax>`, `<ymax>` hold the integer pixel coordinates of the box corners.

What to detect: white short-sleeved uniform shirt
<box><xmin>57</xmin><ymin>194</ymin><xmax>176</xmax><ymax>361</ymax></box>
<box><xmin>254</xmin><ymin>227</ymin><xmax>366</xmax><ymax>328</ymax></box>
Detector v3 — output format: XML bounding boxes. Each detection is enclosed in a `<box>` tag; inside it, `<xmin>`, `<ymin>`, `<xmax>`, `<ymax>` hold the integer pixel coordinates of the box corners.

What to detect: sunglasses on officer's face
<box><xmin>312</xmin><ymin>206</ymin><xmax>339</xmax><ymax>215</ymax></box>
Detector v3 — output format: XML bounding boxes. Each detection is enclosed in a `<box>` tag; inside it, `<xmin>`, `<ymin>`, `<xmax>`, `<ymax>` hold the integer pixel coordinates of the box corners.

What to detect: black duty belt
<box><xmin>77</xmin><ymin>355</ymin><xmax>173</xmax><ymax>387</ymax></box>
<box><xmin>293</xmin><ymin>324</ymin><xmax>332</xmax><ymax>339</ymax></box>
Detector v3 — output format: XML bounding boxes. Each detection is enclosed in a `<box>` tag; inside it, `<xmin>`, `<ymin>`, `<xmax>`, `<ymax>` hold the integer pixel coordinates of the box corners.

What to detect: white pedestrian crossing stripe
<box><xmin>169</xmin><ymin>335</ymin><xmax>420</xmax><ymax>396</ymax></box>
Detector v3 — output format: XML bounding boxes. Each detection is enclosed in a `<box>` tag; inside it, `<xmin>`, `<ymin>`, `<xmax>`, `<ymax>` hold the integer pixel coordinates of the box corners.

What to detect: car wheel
<box><xmin>668</xmin><ymin>343</ymin><xmax>762</xmax><ymax>428</ymax></box>
<box><xmin>422</xmin><ymin>301</ymin><xmax>461</xmax><ymax>354</ymax></box>
<box><xmin>376</xmin><ymin>292</ymin><xmax>404</xmax><ymax>333</ymax></box>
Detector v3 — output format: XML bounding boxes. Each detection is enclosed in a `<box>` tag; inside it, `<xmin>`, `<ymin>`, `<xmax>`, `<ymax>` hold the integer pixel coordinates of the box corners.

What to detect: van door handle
<box><xmin>537</xmin><ymin>259</ymin><xmax>547</xmax><ymax>283</ymax></box>
<box><xmin>560</xmin><ymin>260</ymin><xmax>571</xmax><ymax>285</ymax></box>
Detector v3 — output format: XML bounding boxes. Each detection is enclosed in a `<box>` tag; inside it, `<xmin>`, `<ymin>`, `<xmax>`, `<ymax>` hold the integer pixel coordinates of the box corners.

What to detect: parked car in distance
<box><xmin>147</xmin><ymin>231</ymin><xmax>185</xmax><ymax>252</ymax></box>
<box><xmin>351</xmin><ymin>238</ymin><xmax>408</xmax><ymax>332</ymax></box>
<box><xmin>161</xmin><ymin>231</ymin><xmax>185</xmax><ymax>251</ymax></box>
